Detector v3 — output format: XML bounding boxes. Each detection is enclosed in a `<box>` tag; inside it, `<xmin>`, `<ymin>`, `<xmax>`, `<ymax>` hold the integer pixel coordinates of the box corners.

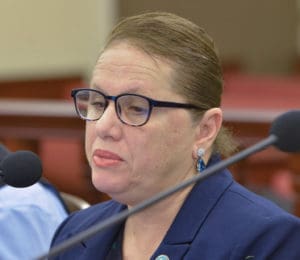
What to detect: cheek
<box><xmin>131</xmin><ymin>119</ymin><xmax>186</xmax><ymax>173</ymax></box>
<box><xmin>125</xmin><ymin>128</ymin><xmax>166</xmax><ymax>177</ymax></box>
<box><xmin>153</xmin><ymin>114</ymin><xmax>195</xmax><ymax>168</ymax></box>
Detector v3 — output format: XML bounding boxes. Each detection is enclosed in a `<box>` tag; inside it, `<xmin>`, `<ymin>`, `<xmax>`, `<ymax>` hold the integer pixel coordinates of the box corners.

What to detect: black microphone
<box><xmin>270</xmin><ymin>110</ymin><xmax>300</xmax><ymax>153</ymax></box>
<box><xmin>37</xmin><ymin>110</ymin><xmax>300</xmax><ymax>260</ymax></box>
<box><xmin>0</xmin><ymin>145</ymin><xmax>42</xmax><ymax>188</ymax></box>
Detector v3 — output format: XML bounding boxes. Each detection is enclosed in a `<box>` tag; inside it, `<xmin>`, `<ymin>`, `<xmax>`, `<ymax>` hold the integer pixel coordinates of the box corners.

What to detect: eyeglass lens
<box><xmin>74</xmin><ymin>89</ymin><xmax>151</xmax><ymax>126</ymax></box>
<box><xmin>117</xmin><ymin>95</ymin><xmax>150</xmax><ymax>125</ymax></box>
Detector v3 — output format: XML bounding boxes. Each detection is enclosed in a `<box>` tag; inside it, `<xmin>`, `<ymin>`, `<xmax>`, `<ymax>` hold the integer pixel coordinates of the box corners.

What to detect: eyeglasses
<box><xmin>71</xmin><ymin>88</ymin><xmax>202</xmax><ymax>126</ymax></box>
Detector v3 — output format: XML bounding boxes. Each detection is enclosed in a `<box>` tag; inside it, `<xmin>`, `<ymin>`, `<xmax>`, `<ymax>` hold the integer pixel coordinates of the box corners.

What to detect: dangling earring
<box><xmin>197</xmin><ymin>148</ymin><xmax>206</xmax><ymax>173</ymax></box>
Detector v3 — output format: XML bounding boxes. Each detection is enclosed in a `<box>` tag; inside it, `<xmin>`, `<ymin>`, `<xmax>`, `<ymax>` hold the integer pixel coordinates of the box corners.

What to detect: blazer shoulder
<box><xmin>52</xmin><ymin>200</ymin><xmax>125</xmax><ymax>242</ymax></box>
<box><xmin>226</xmin><ymin>181</ymin><xmax>291</xmax><ymax>218</ymax></box>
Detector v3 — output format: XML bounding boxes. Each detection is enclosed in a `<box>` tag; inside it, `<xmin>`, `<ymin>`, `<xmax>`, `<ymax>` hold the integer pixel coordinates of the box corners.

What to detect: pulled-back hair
<box><xmin>102</xmin><ymin>12</ymin><xmax>237</xmax><ymax>156</ymax></box>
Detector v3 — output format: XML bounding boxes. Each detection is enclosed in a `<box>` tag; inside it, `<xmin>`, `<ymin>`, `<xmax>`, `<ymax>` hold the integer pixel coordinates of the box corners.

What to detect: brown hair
<box><xmin>102</xmin><ymin>11</ymin><xmax>237</xmax><ymax>156</ymax></box>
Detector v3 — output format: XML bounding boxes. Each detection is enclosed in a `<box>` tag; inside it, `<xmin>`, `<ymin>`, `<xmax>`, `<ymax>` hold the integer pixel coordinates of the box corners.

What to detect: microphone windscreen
<box><xmin>0</xmin><ymin>151</ymin><xmax>42</xmax><ymax>187</ymax></box>
<box><xmin>270</xmin><ymin>110</ymin><xmax>300</xmax><ymax>153</ymax></box>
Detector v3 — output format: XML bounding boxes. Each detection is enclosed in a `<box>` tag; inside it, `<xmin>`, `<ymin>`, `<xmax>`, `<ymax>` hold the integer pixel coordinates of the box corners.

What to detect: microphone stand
<box><xmin>37</xmin><ymin>135</ymin><xmax>277</xmax><ymax>260</ymax></box>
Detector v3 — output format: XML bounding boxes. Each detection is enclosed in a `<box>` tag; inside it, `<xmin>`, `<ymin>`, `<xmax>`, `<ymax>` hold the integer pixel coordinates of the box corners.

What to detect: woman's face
<box><xmin>86</xmin><ymin>42</ymin><xmax>198</xmax><ymax>205</ymax></box>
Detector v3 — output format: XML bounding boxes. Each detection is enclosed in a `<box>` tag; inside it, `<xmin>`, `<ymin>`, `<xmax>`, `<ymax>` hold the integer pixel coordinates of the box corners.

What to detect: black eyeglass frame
<box><xmin>71</xmin><ymin>88</ymin><xmax>203</xmax><ymax>126</ymax></box>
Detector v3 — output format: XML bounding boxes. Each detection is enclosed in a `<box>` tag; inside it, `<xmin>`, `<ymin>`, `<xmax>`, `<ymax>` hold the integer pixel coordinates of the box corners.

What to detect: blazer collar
<box><xmin>152</xmin><ymin>155</ymin><xmax>233</xmax><ymax>259</ymax></box>
<box><xmin>163</xmin><ymin>167</ymin><xmax>233</xmax><ymax>244</ymax></box>
<box><xmin>79</xmin><ymin>203</ymin><xmax>126</xmax><ymax>258</ymax></box>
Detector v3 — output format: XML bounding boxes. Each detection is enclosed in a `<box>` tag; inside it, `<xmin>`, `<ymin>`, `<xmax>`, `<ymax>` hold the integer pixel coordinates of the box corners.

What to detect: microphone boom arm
<box><xmin>37</xmin><ymin>134</ymin><xmax>278</xmax><ymax>260</ymax></box>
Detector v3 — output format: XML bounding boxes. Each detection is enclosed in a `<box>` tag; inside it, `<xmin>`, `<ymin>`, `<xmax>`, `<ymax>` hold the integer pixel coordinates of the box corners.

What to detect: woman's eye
<box><xmin>91</xmin><ymin>101</ymin><xmax>106</xmax><ymax>109</ymax></box>
<box><xmin>128</xmin><ymin>105</ymin><xmax>147</xmax><ymax>114</ymax></box>
<box><xmin>91</xmin><ymin>100</ymin><xmax>105</xmax><ymax>107</ymax></box>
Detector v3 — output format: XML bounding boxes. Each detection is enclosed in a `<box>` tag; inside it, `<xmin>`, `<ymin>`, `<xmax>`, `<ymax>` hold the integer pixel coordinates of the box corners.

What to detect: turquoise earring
<box><xmin>197</xmin><ymin>148</ymin><xmax>206</xmax><ymax>173</ymax></box>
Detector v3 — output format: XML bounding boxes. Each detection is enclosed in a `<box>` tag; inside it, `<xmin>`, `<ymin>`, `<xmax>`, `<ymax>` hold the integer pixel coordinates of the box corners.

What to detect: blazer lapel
<box><xmin>152</xmin><ymin>165</ymin><xmax>233</xmax><ymax>259</ymax></box>
<box><xmin>76</xmin><ymin>204</ymin><xmax>126</xmax><ymax>259</ymax></box>
<box><xmin>78</xmin><ymin>223</ymin><xmax>122</xmax><ymax>259</ymax></box>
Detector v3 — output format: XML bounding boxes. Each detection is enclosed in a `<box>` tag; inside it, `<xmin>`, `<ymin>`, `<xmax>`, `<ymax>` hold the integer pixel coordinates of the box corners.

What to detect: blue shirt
<box><xmin>0</xmin><ymin>182</ymin><xmax>68</xmax><ymax>259</ymax></box>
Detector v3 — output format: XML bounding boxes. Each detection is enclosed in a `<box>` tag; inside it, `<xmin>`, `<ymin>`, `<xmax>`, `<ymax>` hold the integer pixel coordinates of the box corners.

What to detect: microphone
<box><xmin>270</xmin><ymin>110</ymin><xmax>300</xmax><ymax>153</ymax></box>
<box><xmin>0</xmin><ymin>145</ymin><xmax>42</xmax><ymax>188</ymax></box>
<box><xmin>37</xmin><ymin>110</ymin><xmax>300</xmax><ymax>260</ymax></box>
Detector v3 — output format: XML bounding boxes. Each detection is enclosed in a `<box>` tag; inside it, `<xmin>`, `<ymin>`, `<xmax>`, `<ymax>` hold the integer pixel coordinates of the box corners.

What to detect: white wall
<box><xmin>0</xmin><ymin>0</ymin><xmax>117</xmax><ymax>80</ymax></box>
<box><xmin>118</xmin><ymin>0</ymin><xmax>298</xmax><ymax>75</ymax></box>
<box><xmin>0</xmin><ymin>0</ymin><xmax>298</xmax><ymax>79</ymax></box>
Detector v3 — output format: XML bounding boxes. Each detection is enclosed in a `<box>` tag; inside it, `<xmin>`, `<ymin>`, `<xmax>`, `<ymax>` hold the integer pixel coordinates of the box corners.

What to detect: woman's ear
<box><xmin>192</xmin><ymin>108</ymin><xmax>223</xmax><ymax>159</ymax></box>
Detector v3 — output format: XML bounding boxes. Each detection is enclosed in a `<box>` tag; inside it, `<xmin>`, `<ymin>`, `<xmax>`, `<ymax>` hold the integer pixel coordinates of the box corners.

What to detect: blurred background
<box><xmin>0</xmin><ymin>0</ymin><xmax>300</xmax><ymax>215</ymax></box>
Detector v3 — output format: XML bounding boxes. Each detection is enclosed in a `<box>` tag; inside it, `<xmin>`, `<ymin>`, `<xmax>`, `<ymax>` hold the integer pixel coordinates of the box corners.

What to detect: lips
<box><xmin>92</xmin><ymin>149</ymin><xmax>123</xmax><ymax>167</ymax></box>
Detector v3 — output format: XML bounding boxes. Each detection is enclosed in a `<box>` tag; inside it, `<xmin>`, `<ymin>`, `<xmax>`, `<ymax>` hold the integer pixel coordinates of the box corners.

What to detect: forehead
<box><xmin>91</xmin><ymin>42</ymin><xmax>174</xmax><ymax>92</ymax></box>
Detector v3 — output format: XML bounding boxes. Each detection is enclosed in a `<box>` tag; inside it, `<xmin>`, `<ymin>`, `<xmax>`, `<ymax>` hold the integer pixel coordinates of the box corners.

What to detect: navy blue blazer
<box><xmin>51</xmin><ymin>157</ymin><xmax>300</xmax><ymax>259</ymax></box>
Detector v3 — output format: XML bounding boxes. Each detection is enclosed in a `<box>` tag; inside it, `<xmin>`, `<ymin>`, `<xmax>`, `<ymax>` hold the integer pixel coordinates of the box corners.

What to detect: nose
<box><xmin>95</xmin><ymin>101</ymin><xmax>122</xmax><ymax>140</ymax></box>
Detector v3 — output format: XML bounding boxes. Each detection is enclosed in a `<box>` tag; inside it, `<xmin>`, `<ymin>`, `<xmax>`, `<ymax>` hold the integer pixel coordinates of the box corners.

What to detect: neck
<box><xmin>122</xmin><ymin>185</ymin><xmax>193</xmax><ymax>260</ymax></box>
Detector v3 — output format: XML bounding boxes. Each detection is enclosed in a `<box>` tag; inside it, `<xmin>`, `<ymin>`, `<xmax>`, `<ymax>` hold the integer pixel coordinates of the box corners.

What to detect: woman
<box><xmin>51</xmin><ymin>12</ymin><xmax>300</xmax><ymax>259</ymax></box>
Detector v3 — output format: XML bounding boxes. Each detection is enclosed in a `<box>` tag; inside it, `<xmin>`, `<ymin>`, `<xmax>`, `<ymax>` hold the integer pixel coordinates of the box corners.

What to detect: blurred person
<box><xmin>51</xmin><ymin>12</ymin><xmax>300</xmax><ymax>259</ymax></box>
<box><xmin>0</xmin><ymin>144</ymin><xmax>68</xmax><ymax>259</ymax></box>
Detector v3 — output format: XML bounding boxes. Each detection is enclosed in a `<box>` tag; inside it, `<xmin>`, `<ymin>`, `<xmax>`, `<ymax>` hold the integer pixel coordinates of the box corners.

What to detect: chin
<box><xmin>92</xmin><ymin>177</ymin><xmax>138</xmax><ymax>205</ymax></box>
<box><xmin>91</xmin><ymin>172</ymin><xmax>125</xmax><ymax>195</ymax></box>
